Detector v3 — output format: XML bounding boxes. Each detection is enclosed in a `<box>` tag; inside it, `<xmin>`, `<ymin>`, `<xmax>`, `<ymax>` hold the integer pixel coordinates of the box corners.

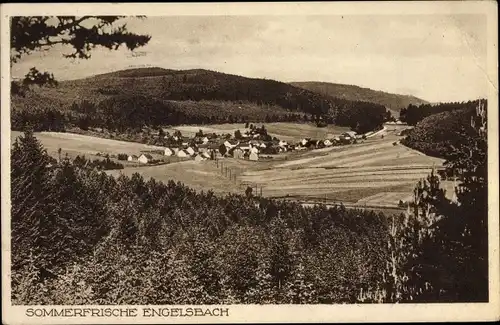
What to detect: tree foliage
<box><xmin>362</xmin><ymin>100</ymin><xmax>489</xmax><ymax>303</ymax></box>
<box><xmin>11</xmin><ymin>133</ymin><xmax>390</xmax><ymax>305</ymax></box>
<box><xmin>10</xmin><ymin>16</ymin><xmax>151</xmax><ymax>94</ymax></box>
<box><xmin>401</xmin><ymin>101</ymin><xmax>484</xmax><ymax>159</ymax></box>
<box><xmin>400</xmin><ymin>100</ymin><xmax>480</xmax><ymax>126</ymax></box>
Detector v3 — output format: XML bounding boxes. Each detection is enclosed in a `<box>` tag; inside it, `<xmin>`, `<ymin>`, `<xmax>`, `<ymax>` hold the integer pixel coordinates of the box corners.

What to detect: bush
<box><xmin>117</xmin><ymin>153</ymin><xmax>128</xmax><ymax>160</ymax></box>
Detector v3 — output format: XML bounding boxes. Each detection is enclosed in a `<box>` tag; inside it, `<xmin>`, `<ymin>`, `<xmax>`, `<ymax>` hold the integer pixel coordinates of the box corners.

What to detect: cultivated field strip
<box><xmin>310</xmin><ymin>146</ymin><xmax>407</xmax><ymax>168</ymax></box>
<box><xmin>264</xmin><ymin>180</ymin><xmax>414</xmax><ymax>191</ymax></box>
<box><xmin>356</xmin><ymin>192</ymin><xmax>414</xmax><ymax>206</ymax></box>
<box><xmin>240</xmin><ymin>169</ymin><xmax>432</xmax><ymax>185</ymax></box>
<box><xmin>239</xmin><ymin>134</ymin><xmax>443</xmax><ymax>206</ymax></box>
<box><xmin>275</xmin><ymin>141</ymin><xmax>396</xmax><ymax>168</ymax></box>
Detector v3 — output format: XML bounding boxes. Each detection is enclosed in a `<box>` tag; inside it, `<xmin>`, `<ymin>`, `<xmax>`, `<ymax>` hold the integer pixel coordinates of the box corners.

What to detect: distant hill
<box><xmin>400</xmin><ymin>99</ymin><xmax>485</xmax><ymax>159</ymax></box>
<box><xmin>290</xmin><ymin>81</ymin><xmax>428</xmax><ymax>118</ymax></box>
<box><xmin>400</xmin><ymin>100</ymin><xmax>482</xmax><ymax>126</ymax></box>
<box><xmin>12</xmin><ymin>67</ymin><xmax>388</xmax><ymax>133</ymax></box>
<box><xmin>33</xmin><ymin>67</ymin><xmax>335</xmax><ymax>116</ymax></box>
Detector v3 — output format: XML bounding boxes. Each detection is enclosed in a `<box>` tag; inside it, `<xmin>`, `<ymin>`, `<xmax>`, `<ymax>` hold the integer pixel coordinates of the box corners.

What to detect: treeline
<box><xmin>11</xmin><ymin>94</ymin><xmax>388</xmax><ymax>135</ymax></box>
<box><xmin>400</xmin><ymin>100</ymin><xmax>482</xmax><ymax>126</ymax></box>
<box><xmin>72</xmin><ymin>155</ymin><xmax>124</xmax><ymax>170</ymax></box>
<box><xmin>333</xmin><ymin>101</ymin><xmax>389</xmax><ymax>133</ymax></box>
<box><xmin>11</xmin><ymin>97</ymin><xmax>306</xmax><ymax>133</ymax></box>
<box><xmin>400</xmin><ymin>101</ymin><xmax>485</xmax><ymax>159</ymax></box>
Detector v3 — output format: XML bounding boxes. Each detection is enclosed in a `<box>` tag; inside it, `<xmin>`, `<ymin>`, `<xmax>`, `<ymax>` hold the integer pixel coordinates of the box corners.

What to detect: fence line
<box><xmin>213</xmin><ymin>157</ymin><xmax>264</xmax><ymax>197</ymax></box>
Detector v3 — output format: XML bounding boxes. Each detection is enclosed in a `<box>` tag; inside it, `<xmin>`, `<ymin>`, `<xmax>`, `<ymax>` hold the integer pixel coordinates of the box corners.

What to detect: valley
<box><xmin>12</xmin><ymin>123</ymin><xmax>445</xmax><ymax>211</ymax></box>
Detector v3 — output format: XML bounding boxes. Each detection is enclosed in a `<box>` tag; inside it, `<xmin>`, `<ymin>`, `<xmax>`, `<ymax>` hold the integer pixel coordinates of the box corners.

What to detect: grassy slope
<box><xmin>167</xmin><ymin>122</ymin><xmax>351</xmax><ymax>142</ymax></box>
<box><xmin>13</xmin><ymin>125</ymin><xmax>444</xmax><ymax>209</ymax></box>
<box><xmin>291</xmin><ymin>81</ymin><xmax>428</xmax><ymax>118</ymax></box>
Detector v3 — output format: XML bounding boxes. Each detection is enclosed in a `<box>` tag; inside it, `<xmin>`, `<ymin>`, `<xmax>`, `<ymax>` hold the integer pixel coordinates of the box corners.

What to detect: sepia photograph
<box><xmin>1</xmin><ymin>1</ymin><xmax>499</xmax><ymax>324</ymax></box>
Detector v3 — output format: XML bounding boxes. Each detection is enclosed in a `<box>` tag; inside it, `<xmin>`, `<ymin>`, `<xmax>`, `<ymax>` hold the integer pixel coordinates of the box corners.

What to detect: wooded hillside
<box><xmin>291</xmin><ymin>81</ymin><xmax>428</xmax><ymax>117</ymax></box>
<box><xmin>12</xmin><ymin>67</ymin><xmax>388</xmax><ymax>133</ymax></box>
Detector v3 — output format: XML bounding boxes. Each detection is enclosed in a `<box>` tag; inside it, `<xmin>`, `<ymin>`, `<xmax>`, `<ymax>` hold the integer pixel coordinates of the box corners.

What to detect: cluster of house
<box><xmin>125</xmin><ymin>130</ymin><xmax>363</xmax><ymax>164</ymax></box>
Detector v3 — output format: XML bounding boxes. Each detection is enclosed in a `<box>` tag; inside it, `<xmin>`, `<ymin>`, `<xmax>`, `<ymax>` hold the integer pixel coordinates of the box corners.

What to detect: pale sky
<box><xmin>11</xmin><ymin>15</ymin><xmax>489</xmax><ymax>103</ymax></box>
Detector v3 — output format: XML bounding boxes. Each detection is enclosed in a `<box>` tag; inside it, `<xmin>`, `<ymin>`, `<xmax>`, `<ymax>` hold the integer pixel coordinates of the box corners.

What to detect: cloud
<box><xmin>11</xmin><ymin>14</ymin><xmax>488</xmax><ymax>102</ymax></box>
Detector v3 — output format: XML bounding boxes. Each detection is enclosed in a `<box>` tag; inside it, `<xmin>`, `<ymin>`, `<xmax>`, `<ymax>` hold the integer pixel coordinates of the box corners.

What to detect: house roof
<box><xmin>141</xmin><ymin>154</ymin><xmax>153</xmax><ymax>159</ymax></box>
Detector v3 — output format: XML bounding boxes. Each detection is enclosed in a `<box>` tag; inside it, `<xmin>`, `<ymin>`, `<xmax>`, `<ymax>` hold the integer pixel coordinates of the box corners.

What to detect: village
<box><xmin>116</xmin><ymin>123</ymin><xmax>392</xmax><ymax>165</ymax></box>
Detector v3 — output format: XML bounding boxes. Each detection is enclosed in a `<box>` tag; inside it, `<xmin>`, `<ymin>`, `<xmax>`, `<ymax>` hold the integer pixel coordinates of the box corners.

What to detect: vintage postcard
<box><xmin>1</xmin><ymin>1</ymin><xmax>499</xmax><ymax>324</ymax></box>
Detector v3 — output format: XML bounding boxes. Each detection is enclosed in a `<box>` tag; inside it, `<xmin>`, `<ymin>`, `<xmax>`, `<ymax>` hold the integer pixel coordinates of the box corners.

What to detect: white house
<box><xmin>249</xmin><ymin>152</ymin><xmax>259</xmax><ymax>161</ymax></box>
<box><xmin>250</xmin><ymin>146</ymin><xmax>259</xmax><ymax>154</ymax></box>
<box><xmin>172</xmin><ymin>148</ymin><xmax>180</xmax><ymax>155</ymax></box>
<box><xmin>201</xmin><ymin>136</ymin><xmax>209</xmax><ymax>144</ymax></box>
<box><xmin>279</xmin><ymin>140</ymin><xmax>288</xmax><ymax>147</ymax></box>
<box><xmin>344</xmin><ymin>131</ymin><xmax>357</xmax><ymax>139</ymax></box>
<box><xmin>201</xmin><ymin>152</ymin><xmax>211</xmax><ymax>159</ymax></box>
<box><xmin>323</xmin><ymin>139</ymin><xmax>333</xmax><ymax>147</ymax></box>
<box><xmin>259</xmin><ymin>143</ymin><xmax>267</xmax><ymax>148</ymax></box>
<box><xmin>300</xmin><ymin>138</ymin><xmax>308</xmax><ymax>146</ymax></box>
<box><xmin>177</xmin><ymin>150</ymin><xmax>188</xmax><ymax>158</ymax></box>
<box><xmin>232</xmin><ymin>148</ymin><xmax>244</xmax><ymax>159</ymax></box>
<box><xmin>138</xmin><ymin>154</ymin><xmax>153</xmax><ymax>164</ymax></box>
<box><xmin>127</xmin><ymin>155</ymin><xmax>138</xmax><ymax>161</ymax></box>
<box><xmin>164</xmin><ymin>148</ymin><xmax>173</xmax><ymax>156</ymax></box>
<box><xmin>194</xmin><ymin>154</ymin><xmax>205</xmax><ymax>162</ymax></box>
<box><xmin>186</xmin><ymin>147</ymin><xmax>196</xmax><ymax>156</ymax></box>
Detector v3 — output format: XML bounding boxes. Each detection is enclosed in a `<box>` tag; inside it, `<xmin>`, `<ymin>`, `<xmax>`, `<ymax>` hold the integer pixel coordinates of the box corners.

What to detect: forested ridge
<box><xmin>291</xmin><ymin>81</ymin><xmax>428</xmax><ymax>116</ymax></box>
<box><xmin>400</xmin><ymin>99</ymin><xmax>482</xmax><ymax>126</ymax></box>
<box><xmin>12</xmin><ymin>67</ymin><xmax>389</xmax><ymax>134</ymax></box>
<box><xmin>401</xmin><ymin>100</ymin><xmax>486</xmax><ymax>159</ymax></box>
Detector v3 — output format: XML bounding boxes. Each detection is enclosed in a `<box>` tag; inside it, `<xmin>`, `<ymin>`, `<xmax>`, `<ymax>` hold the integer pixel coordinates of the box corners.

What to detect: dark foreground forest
<box><xmin>11</xmin><ymin>103</ymin><xmax>488</xmax><ymax>304</ymax></box>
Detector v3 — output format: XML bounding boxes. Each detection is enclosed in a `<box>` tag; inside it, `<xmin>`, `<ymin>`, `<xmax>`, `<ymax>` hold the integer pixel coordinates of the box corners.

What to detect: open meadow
<box><xmin>165</xmin><ymin>122</ymin><xmax>351</xmax><ymax>143</ymax></box>
<box><xmin>12</xmin><ymin>123</ymin><xmax>445</xmax><ymax>209</ymax></box>
<box><xmin>10</xmin><ymin>131</ymin><xmax>170</xmax><ymax>166</ymax></box>
<box><xmin>238</xmin><ymin>127</ymin><xmax>445</xmax><ymax>208</ymax></box>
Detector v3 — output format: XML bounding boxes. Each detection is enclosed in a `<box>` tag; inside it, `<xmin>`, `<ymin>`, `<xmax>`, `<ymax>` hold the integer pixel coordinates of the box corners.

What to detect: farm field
<box><xmin>10</xmin><ymin>131</ymin><xmax>168</xmax><ymax>165</ymax></box>
<box><xmin>238</xmin><ymin>129</ymin><xmax>446</xmax><ymax>208</ymax></box>
<box><xmin>106</xmin><ymin>160</ymin><xmax>244</xmax><ymax>195</ymax></box>
<box><xmin>166</xmin><ymin>122</ymin><xmax>351</xmax><ymax>143</ymax></box>
<box><xmin>12</xmin><ymin>123</ymin><xmax>445</xmax><ymax>209</ymax></box>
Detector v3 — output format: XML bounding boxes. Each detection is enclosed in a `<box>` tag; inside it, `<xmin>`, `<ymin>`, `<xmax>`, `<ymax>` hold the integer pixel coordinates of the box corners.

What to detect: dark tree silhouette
<box><xmin>10</xmin><ymin>16</ymin><xmax>151</xmax><ymax>94</ymax></box>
